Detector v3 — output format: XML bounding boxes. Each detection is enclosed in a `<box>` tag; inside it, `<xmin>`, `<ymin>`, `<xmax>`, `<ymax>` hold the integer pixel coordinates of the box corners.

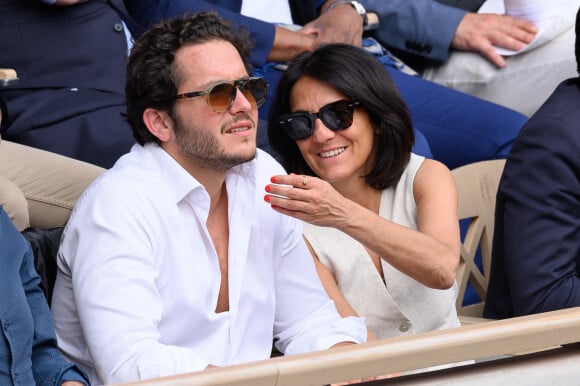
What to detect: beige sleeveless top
<box><xmin>303</xmin><ymin>153</ymin><xmax>460</xmax><ymax>340</ymax></box>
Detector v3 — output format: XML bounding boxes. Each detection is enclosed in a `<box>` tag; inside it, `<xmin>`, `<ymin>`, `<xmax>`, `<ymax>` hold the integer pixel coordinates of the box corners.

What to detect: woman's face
<box><xmin>289</xmin><ymin>76</ymin><xmax>377</xmax><ymax>185</ymax></box>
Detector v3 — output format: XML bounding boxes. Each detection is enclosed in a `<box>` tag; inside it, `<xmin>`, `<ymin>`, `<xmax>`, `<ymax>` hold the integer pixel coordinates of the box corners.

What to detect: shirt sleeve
<box><xmin>20</xmin><ymin>240</ymin><xmax>90</xmax><ymax>385</ymax></box>
<box><xmin>362</xmin><ymin>0</ymin><xmax>466</xmax><ymax>61</ymax></box>
<box><xmin>124</xmin><ymin>0</ymin><xmax>276</xmax><ymax>67</ymax></box>
<box><xmin>272</xmin><ymin>215</ymin><xmax>367</xmax><ymax>354</ymax></box>
<box><xmin>497</xmin><ymin>115</ymin><xmax>580</xmax><ymax>315</ymax></box>
<box><xmin>63</xmin><ymin>189</ymin><xmax>210</xmax><ymax>384</ymax></box>
<box><xmin>58</xmin><ymin>367</ymin><xmax>90</xmax><ymax>385</ymax></box>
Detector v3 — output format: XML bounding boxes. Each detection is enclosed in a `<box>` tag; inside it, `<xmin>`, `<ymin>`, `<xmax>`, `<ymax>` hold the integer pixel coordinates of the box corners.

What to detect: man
<box><xmin>124</xmin><ymin>0</ymin><xmax>528</xmax><ymax>170</ymax></box>
<box><xmin>484</xmin><ymin>7</ymin><xmax>580</xmax><ymax>319</ymax></box>
<box><xmin>51</xmin><ymin>12</ymin><xmax>367</xmax><ymax>385</ymax></box>
<box><xmin>365</xmin><ymin>0</ymin><xmax>578</xmax><ymax>116</ymax></box>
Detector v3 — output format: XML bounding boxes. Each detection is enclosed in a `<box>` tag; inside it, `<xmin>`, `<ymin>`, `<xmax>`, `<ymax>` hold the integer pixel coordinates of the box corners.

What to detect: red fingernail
<box><xmin>265</xmin><ymin>185</ymin><xmax>271</xmax><ymax>193</ymax></box>
<box><xmin>270</xmin><ymin>176</ymin><xmax>277</xmax><ymax>183</ymax></box>
<box><xmin>264</xmin><ymin>195</ymin><xmax>271</xmax><ymax>203</ymax></box>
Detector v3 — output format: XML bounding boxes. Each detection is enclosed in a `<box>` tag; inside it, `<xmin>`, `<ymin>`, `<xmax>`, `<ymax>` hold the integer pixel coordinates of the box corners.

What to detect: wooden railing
<box><xmin>119</xmin><ymin>307</ymin><xmax>580</xmax><ymax>386</ymax></box>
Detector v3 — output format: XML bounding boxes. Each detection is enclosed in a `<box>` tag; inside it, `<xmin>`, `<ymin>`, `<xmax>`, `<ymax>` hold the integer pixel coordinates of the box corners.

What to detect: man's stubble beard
<box><xmin>174</xmin><ymin>114</ymin><xmax>257</xmax><ymax>172</ymax></box>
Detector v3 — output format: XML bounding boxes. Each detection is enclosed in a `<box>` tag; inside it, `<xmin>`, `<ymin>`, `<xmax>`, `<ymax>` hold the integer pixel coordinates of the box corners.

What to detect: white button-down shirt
<box><xmin>51</xmin><ymin>144</ymin><xmax>366</xmax><ymax>385</ymax></box>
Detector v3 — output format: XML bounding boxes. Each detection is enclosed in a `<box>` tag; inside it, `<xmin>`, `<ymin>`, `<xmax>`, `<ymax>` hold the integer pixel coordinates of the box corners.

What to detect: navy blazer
<box><xmin>125</xmin><ymin>0</ymin><xmax>320</xmax><ymax>67</ymax></box>
<box><xmin>361</xmin><ymin>0</ymin><xmax>484</xmax><ymax>71</ymax></box>
<box><xmin>362</xmin><ymin>0</ymin><xmax>465</xmax><ymax>62</ymax></box>
<box><xmin>0</xmin><ymin>207</ymin><xmax>89</xmax><ymax>385</ymax></box>
<box><xmin>484</xmin><ymin>78</ymin><xmax>580</xmax><ymax>319</ymax></box>
<box><xmin>0</xmin><ymin>0</ymin><xmax>129</xmax><ymax>93</ymax></box>
<box><xmin>0</xmin><ymin>0</ymin><xmax>136</xmax><ymax>168</ymax></box>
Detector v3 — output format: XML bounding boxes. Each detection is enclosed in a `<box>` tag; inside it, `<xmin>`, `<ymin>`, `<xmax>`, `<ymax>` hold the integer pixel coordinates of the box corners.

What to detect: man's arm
<box><xmin>269</xmin><ymin>26</ymin><xmax>316</xmax><ymax>63</ymax></box>
<box><xmin>361</xmin><ymin>0</ymin><xmax>536</xmax><ymax>67</ymax></box>
<box><xmin>498</xmin><ymin>115</ymin><xmax>580</xmax><ymax>315</ymax></box>
<box><xmin>19</xmin><ymin>239</ymin><xmax>89</xmax><ymax>385</ymax></box>
<box><xmin>362</xmin><ymin>0</ymin><xmax>466</xmax><ymax>61</ymax></box>
<box><xmin>124</xmin><ymin>0</ymin><xmax>362</xmax><ymax>65</ymax></box>
<box><xmin>451</xmin><ymin>12</ymin><xmax>536</xmax><ymax>67</ymax></box>
<box><xmin>300</xmin><ymin>0</ymin><xmax>365</xmax><ymax>48</ymax></box>
<box><xmin>124</xmin><ymin>0</ymin><xmax>277</xmax><ymax>67</ymax></box>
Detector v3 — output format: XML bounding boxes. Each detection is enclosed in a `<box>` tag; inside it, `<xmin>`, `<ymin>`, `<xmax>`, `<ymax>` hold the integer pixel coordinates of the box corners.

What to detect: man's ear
<box><xmin>143</xmin><ymin>108</ymin><xmax>174</xmax><ymax>142</ymax></box>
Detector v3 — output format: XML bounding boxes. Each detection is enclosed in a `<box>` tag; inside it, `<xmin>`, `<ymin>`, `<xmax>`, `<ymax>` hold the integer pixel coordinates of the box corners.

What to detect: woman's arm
<box><xmin>266</xmin><ymin>160</ymin><xmax>460</xmax><ymax>289</ymax></box>
<box><xmin>330</xmin><ymin>160</ymin><xmax>459</xmax><ymax>289</ymax></box>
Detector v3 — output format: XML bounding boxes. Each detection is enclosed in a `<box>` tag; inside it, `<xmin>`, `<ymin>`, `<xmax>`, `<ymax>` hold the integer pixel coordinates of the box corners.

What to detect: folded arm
<box><xmin>266</xmin><ymin>160</ymin><xmax>460</xmax><ymax>290</ymax></box>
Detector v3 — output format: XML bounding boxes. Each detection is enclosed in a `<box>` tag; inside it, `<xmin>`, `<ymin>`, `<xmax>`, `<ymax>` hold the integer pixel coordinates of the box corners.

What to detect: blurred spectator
<box><xmin>484</xmin><ymin>6</ymin><xmax>580</xmax><ymax>319</ymax></box>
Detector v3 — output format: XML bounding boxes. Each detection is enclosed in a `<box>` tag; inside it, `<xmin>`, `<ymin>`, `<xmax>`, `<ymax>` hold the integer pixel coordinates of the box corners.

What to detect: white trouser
<box><xmin>423</xmin><ymin>18</ymin><xmax>577</xmax><ymax>117</ymax></box>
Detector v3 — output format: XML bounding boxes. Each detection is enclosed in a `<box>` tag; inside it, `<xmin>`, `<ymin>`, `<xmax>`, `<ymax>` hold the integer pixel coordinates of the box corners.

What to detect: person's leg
<box><xmin>0</xmin><ymin>140</ymin><xmax>105</xmax><ymax>229</ymax></box>
<box><xmin>387</xmin><ymin>67</ymin><xmax>527</xmax><ymax>170</ymax></box>
<box><xmin>423</xmin><ymin>25</ymin><xmax>576</xmax><ymax>117</ymax></box>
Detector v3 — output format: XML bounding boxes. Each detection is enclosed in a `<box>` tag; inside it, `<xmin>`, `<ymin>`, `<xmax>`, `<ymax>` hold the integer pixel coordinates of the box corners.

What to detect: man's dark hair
<box><xmin>268</xmin><ymin>43</ymin><xmax>414</xmax><ymax>190</ymax></box>
<box><xmin>125</xmin><ymin>12</ymin><xmax>254</xmax><ymax>145</ymax></box>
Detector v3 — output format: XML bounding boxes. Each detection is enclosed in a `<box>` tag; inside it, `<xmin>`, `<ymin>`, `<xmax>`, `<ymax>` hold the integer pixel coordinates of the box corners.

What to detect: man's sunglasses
<box><xmin>175</xmin><ymin>77</ymin><xmax>268</xmax><ymax>113</ymax></box>
<box><xmin>278</xmin><ymin>99</ymin><xmax>361</xmax><ymax>141</ymax></box>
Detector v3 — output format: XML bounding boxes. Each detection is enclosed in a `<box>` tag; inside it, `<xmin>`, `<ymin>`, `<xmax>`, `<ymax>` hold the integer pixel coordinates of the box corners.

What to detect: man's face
<box><xmin>167</xmin><ymin>40</ymin><xmax>258</xmax><ymax>171</ymax></box>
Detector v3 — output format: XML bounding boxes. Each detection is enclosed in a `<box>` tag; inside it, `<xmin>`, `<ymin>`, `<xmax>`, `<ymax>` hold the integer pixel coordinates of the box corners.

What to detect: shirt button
<box><xmin>399</xmin><ymin>321</ymin><xmax>411</xmax><ymax>332</ymax></box>
<box><xmin>113</xmin><ymin>23</ymin><xmax>124</xmax><ymax>32</ymax></box>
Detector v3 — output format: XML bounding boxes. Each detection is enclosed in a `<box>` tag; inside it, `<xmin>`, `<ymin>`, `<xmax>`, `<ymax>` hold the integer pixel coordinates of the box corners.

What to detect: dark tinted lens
<box><xmin>280</xmin><ymin>100</ymin><xmax>358</xmax><ymax>141</ymax></box>
<box><xmin>280</xmin><ymin>113</ymin><xmax>314</xmax><ymax>140</ymax></box>
<box><xmin>320</xmin><ymin>101</ymin><xmax>355</xmax><ymax>131</ymax></box>
<box><xmin>208</xmin><ymin>83</ymin><xmax>236</xmax><ymax>112</ymax></box>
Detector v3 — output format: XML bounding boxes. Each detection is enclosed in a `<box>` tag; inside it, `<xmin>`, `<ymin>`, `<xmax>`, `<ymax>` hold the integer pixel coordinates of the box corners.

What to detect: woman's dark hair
<box><xmin>267</xmin><ymin>43</ymin><xmax>414</xmax><ymax>190</ymax></box>
<box><xmin>125</xmin><ymin>12</ymin><xmax>253</xmax><ymax>145</ymax></box>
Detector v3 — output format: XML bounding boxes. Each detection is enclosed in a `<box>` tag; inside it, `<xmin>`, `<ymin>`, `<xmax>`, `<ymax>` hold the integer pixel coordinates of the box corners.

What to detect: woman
<box><xmin>265</xmin><ymin>43</ymin><xmax>461</xmax><ymax>340</ymax></box>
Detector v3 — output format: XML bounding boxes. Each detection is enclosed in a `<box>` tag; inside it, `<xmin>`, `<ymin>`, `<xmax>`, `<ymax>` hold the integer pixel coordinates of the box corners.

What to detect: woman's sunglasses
<box><xmin>175</xmin><ymin>77</ymin><xmax>268</xmax><ymax>113</ymax></box>
<box><xmin>278</xmin><ymin>99</ymin><xmax>361</xmax><ymax>141</ymax></box>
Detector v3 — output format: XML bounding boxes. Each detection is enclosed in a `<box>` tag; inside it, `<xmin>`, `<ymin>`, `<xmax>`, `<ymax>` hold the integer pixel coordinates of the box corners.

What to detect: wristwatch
<box><xmin>325</xmin><ymin>1</ymin><xmax>369</xmax><ymax>29</ymax></box>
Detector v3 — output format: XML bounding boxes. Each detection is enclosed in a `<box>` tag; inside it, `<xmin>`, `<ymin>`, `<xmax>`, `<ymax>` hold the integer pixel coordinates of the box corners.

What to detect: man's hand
<box><xmin>268</xmin><ymin>26</ymin><xmax>316</xmax><ymax>63</ymax></box>
<box><xmin>452</xmin><ymin>13</ymin><xmax>538</xmax><ymax>68</ymax></box>
<box><xmin>300</xmin><ymin>4</ymin><xmax>364</xmax><ymax>49</ymax></box>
